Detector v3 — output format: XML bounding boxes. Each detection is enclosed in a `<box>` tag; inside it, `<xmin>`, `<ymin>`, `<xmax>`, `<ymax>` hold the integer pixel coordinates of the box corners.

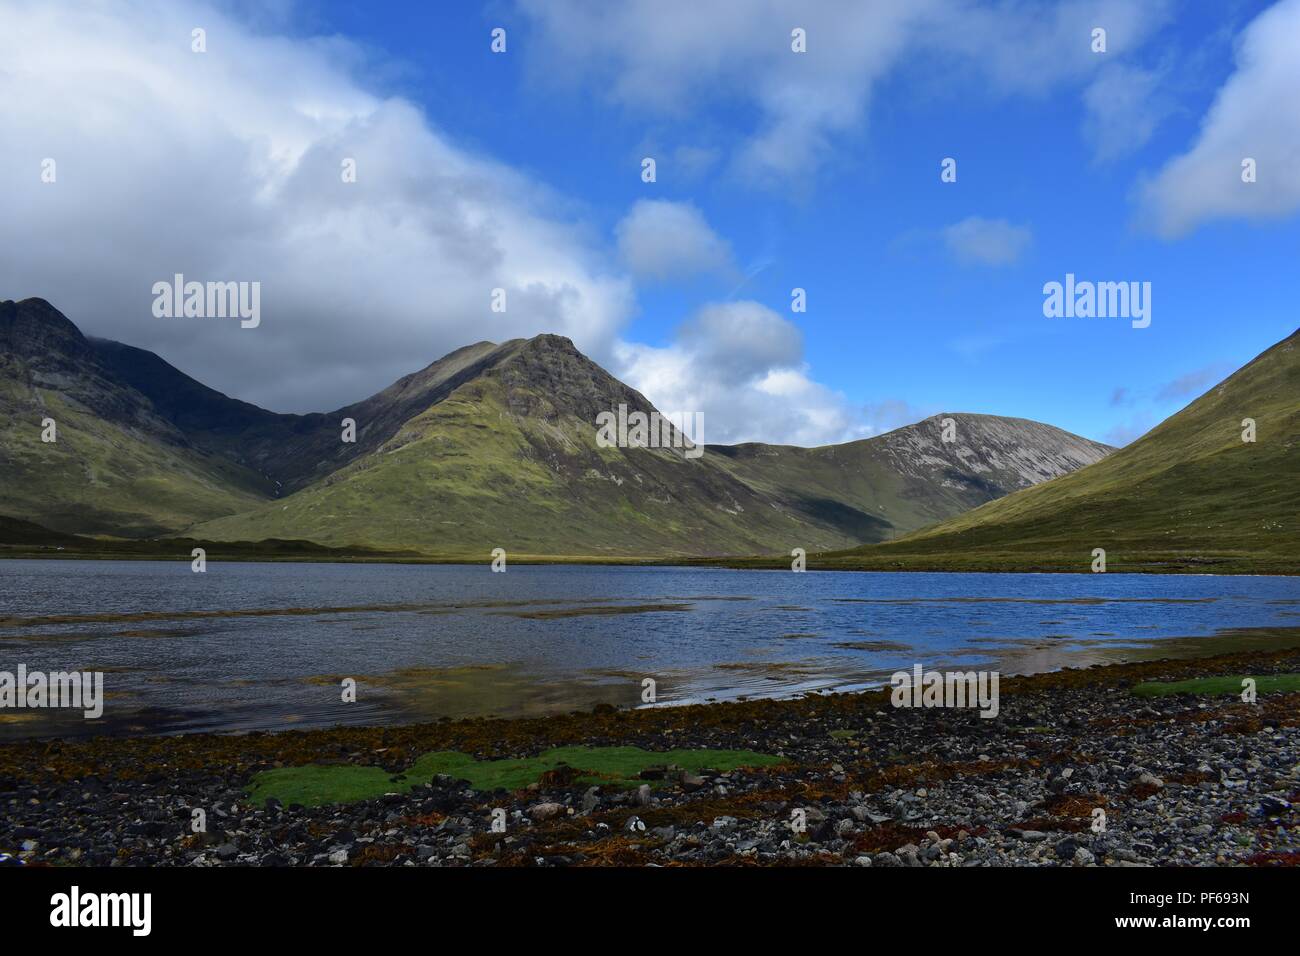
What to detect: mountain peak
<box><xmin>481</xmin><ymin>331</ymin><xmax>655</xmax><ymax>425</ymax></box>
<box><xmin>506</xmin><ymin>332</ymin><xmax>582</xmax><ymax>358</ymax></box>
<box><xmin>526</xmin><ymin>331</ymin><xmax>578</xmax><ymax>348</ymax></box>
<box><xmin>0</xmin><ymin>297</ymin><xmax>91</xmax><ymax>362</ymax></box>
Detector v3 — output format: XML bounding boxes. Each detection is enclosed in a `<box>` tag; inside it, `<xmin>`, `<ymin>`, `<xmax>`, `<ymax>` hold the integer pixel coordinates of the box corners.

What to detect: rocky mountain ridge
<box><xmin>0</xmin><ymin>297</ymin><xmax>1113</xmax><ymax>555</ymax></box>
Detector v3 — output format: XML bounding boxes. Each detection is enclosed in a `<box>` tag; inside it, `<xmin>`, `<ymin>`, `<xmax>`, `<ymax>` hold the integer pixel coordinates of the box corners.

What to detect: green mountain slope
<box><xmin>191</xmin><ymin>335</ymin><xmax>891</xmax><ymax>556</ymax></box>
<box><xmin>812</xmin><ymin>328</ymin><xmax>1299</xmax><ymax>574</ymax></box>
<box><xmin>90</xmin><ymin>335</ymin><xmax>507</xmax><ymax>494</ymax></box>
<box><xmin>711</xmin><ymin>413</ymin><xmax>1111</xmax><ymax>540</ymax></box>
<box><xmin>1</xmin><ymin>298</ymin><xmax>1113</xmax><ymax>556</ymax></box>
<box><xmin>0</xmin><ymin>299</ymin><xmax>269</xmax><ymax>536</ymax></box>
<box><xmin>191</xmin><ymin>337</ymin><xmax>1111</xmax><ymax>557</ymax></box>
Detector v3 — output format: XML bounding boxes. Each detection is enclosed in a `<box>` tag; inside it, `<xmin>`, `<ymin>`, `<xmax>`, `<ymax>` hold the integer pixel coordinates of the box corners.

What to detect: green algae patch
<box><xmin>1131</xmin><ymin>674</ymin><xmax>1300</xmax><ymax>698</ymax></box>
<box><xmin>246</xmin><ymin>746</ymin><xmax>785</xmax><ymax>808</ymax></box>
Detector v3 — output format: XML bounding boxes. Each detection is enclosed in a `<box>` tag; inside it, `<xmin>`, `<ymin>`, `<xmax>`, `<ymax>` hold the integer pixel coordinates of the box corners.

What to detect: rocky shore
<box><xmin>2</xmin><ymin>646</ymin><xmax>1297</xmax><ymax>867</ymax></box>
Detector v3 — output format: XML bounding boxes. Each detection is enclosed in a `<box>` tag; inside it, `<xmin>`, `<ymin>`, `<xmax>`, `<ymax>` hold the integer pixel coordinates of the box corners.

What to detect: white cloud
<box><xmin>1155</xmin><ymin>362</ymin><xmax>1234</xmax><ymax>402</ymax></box>
<box><xmin>942</xmin><ymin>217</ymin><xmax>1033</xmax><ymax>266</ymax></box>
<box><xmin>615</xmin><ymin>200</ymin><xmax>734</xmax><ymax>281</ymax></box>
<box><xmin>1082</xmin><ymin>63</ymin><xmax>1175</xmax><ymax>162</ymax></box>
<box><xmin>515</xmin><ymin>0</ymin><xmax>1173</xmax><ymax>182</ymax></box>
<box><xmin>672</xmin><ymin>145</ymin><xmax>722</xmax><ymax>180</ymax></box>
<box><xmin>1139</xmin><ymin>0</ymin><xmax>1300</xmax><ymax>237</ymax></box>
<box><xmin>0</xmin><ymin>0</ymin><xmax>873</xmax><ymax>445</ymax></box>
<box><xmin>0</xmin><ymin>0</ymin><xmax>632</xmax><ymax>413</ymax></box>
<box><xmin>612</xmin><ymin>301</ymin><xmax>876</xmax><ymax>447</ymax></box>
<box><xmin>1103</xmin><ymin>416</ymin><xmax>1154</xmax><ymax>447</ymax></box>
<box><xmin>858</xmin><ymin>399</ymin><xmax>932</xmax><ymax>436</ymax></box>
<box><xmin>927</xmin><ymin>0</ymin><xmax>1173</xmax><ymax>91</ymax></box>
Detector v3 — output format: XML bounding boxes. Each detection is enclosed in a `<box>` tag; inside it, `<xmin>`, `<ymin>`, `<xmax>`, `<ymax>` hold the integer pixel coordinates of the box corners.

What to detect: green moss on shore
<box><xmin>246</xmin><ymin>745</ymin><xmax>784</xmax><ymax>807</ymax></box>
<box><xmin>1132</xmin><ymin>673</ymin><xmax>1300</xmax><ymax>698</ymax></box>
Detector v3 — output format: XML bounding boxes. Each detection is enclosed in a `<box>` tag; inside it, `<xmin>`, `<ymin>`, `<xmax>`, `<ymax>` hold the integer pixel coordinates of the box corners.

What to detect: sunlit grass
<box><xmin>1131</xmin><ymin>674</ymin><xmax>1300</xmax><ymax>697</ymax></box>
<box><xmin>246</xmin><ymin>745</ymin><xmax>785</xmax><ymax>807</ymax></box>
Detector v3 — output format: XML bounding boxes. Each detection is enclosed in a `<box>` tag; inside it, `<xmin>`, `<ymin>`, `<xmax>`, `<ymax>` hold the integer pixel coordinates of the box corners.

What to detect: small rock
<box><xmin>529</xmin><ymin>802</ymin><xmax>565</xmax><ymax>821</ymax></box>
<box><xmin>1259</xmin><ymin>796</ymin><xmax>1291</xmax><ymax>817</ymax></box>
<box><xmin>1009</xmin><ymin>828</ymin><xmax>1047</xmax><ymax>842</ymax></box>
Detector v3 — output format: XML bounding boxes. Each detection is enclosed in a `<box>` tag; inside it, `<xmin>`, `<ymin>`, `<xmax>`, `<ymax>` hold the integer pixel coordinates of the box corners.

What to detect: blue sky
<box><xmin>3</xmin><ymin>0</ymin><xmax>1298</xmax><ymax>446</ymax></box>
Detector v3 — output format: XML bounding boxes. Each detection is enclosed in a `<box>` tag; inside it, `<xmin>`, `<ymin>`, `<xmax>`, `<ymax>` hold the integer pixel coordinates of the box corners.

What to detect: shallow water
<box><xmin>0</xmin><ymin>559</ymin><xmax>1296</xmax><ymax>738</ymax></box>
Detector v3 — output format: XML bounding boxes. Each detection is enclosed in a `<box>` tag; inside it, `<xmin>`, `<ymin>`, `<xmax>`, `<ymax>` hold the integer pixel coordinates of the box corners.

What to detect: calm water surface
<box><xmin>1</xmin><ymin>560</ymin><xmax>1297</xmax><ymax>738</ymax></box>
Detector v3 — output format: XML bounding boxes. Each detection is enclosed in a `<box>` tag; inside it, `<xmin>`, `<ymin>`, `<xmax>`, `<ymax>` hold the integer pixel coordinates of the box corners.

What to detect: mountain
<box><xmin>90</xmin><ymin>335</ymin><xmax>512</xmax><ymax>494</ymax></box>
<box><xmin>0</xmin><ymin>299</ymin><xmax>269</xmax><ymax>536</ymax></box>
<box><xmin>0</xmin><ymin>298</ymin><xmax>1111</xmax><ymax>556</ymax></box>
<box><xmin>812</xmin><ymin>328</ymin><xmax>1299</xmax><ymax>574</ymax></box>
<box><xmin>709</xmin><ymin>414</ymin><xmax>1111</xmax><ymax>541</ymax></box>
<box><xmin>186</xmin><ymin>340</ymin><xmax>1109</xmax><ymax>556</ymax></box>
<box><xmin>193</xmin><ymin>333</ymin><xmax>876</xmax><ymax>556</ymax></box>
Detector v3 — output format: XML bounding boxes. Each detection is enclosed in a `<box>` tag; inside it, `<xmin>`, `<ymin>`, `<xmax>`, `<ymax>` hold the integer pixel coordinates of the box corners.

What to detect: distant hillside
<box><xmin>710</xmin><ymin>413</ymin><xmax>1112</xmax><ymax>541</ymax></box>
<box><xmin>90</xmin><ymin>335</ymin><xmax>509</xmax><ymax>495</ymax></box>
<box><xmin>806</xmin><ymin>328</ymin><xmax>1299</xmax><ymax>574</ymax></box>
<box><xmin>0</xmin><ymin>299</ymin><xmax>269</xmax><ymax>536</ymax></box>
<box><xmin>1</xmin><ymin>297</ymin><xmax>1112</xmax><ymax>557</ymax></box>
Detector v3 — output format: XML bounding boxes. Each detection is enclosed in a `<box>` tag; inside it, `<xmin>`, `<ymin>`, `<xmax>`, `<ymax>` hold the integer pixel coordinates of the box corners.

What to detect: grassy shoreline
<box><xmin>4</xmin><ymin>544</ymin><xmax>1296</xmax><ymax>574</ymax></box>
<box><xmin>6</xmin><ymin>512</ymin><xmax>1296</xmax><ymax>574</ymax></box>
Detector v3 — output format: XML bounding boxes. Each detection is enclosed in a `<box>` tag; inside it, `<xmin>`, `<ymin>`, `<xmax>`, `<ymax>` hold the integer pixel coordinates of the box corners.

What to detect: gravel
<box><xmin>1</xmin><ymin>649</ymin><xmax>1296</xmax><ymax>867</ymax></box>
